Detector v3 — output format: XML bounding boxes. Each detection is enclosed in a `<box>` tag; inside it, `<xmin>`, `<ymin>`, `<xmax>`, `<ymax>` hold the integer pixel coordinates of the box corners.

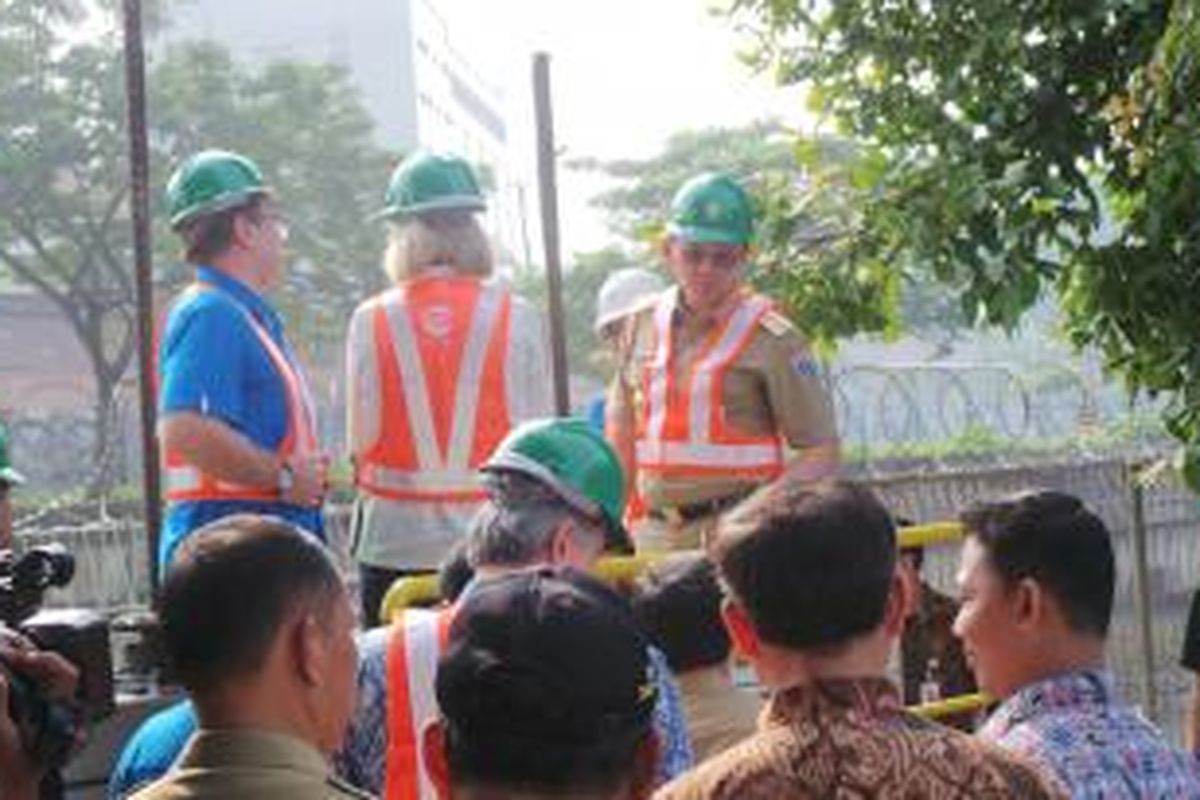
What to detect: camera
<box><xmin>1</xmin><ymin>544</ymin><xmax>114</xmax><ymax>770</ymax></box>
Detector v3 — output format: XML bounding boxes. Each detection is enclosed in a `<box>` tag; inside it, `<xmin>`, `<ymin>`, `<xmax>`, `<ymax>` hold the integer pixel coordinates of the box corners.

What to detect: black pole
<box><xmin>532</xmin><ymin>53</ymin><xmax>571</xmax><ymax>417</ymax></box>
<box><xmin>120</xmin><ymin>0</ymin><xmax>162</xmax><ymax>593</ymax></box>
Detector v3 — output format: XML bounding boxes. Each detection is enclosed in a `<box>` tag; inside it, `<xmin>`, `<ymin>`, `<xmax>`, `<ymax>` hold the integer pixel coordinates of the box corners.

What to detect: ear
<box><xmin>721</xmin><ymin>598</ymin><xmax>761</xmax><ymax>661</ymax></box>
<box><xmin>547</xmin><ymin>520</ymin><xmax>575</xmax><ymax>565</ymax></box>
<box><xmin>1013</xmin><ymin>577</ymin><xmax>1044</xmax><ymax>630</ymax></box>
<box><xmin>421</xmin><ymin>719</ymin><xmax>452</xmax><ymax>799</ymax></box>
<box><xmin>884</xmin><ymin>569</ymin><xmax>915</xmax><ymax>637</ymax></box>
<box><xmin>230</xmin><ymin>211</ymin><xmax>258</xmax><ymax>248</ymax></box>
<box><xmin>293</xmin><ymin>613</ymin><xmax>328</xmax><ymax>687</ymax></box>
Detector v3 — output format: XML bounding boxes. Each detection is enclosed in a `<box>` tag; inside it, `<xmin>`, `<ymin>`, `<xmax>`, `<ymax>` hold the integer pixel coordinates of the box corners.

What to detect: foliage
<box><xmin>0</xmin><ymin>1</ymin><xmax>390</xmax><ymax>490</ymax></box>
<box><xmin>728</xmin><ymin>0</ymin><xmax>1200</xmax><ymax>483</ymax></box>
<box><xmin>576</xmin><ymin>119</ymin><xmax>965</xmax><ymax>349</ymax></box>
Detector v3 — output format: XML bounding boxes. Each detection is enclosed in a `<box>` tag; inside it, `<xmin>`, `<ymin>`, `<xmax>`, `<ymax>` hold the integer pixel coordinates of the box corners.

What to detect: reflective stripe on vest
<box><xmin>357</xmin><ymin>277</ymin><xmax>512</xmax><ymax>503</ymax></box>
<box><xmin>163</xmin><ymin>284</ymin><xmax>318</xmax><ymax>502</ymax></box>
<box><xmin>635</xmin><ymin>289</ymin><xmax>784</xmax><ymax>476</ymax></box>
<box><xmin>385</xmin><ymin>607</ymin><xmax>454</xmax><ymax>800</ymax></box>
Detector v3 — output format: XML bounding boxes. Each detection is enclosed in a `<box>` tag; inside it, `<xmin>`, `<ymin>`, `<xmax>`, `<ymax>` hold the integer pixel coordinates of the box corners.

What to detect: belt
<box><xmin>649</xmin><ymin>492</ymin><xmax>750</xmax><ymax>526</ymax></box>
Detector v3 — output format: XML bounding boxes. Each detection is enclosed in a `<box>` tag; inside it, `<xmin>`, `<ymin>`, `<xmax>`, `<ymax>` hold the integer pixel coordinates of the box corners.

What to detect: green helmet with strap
<box><xmin>0</xmin><ymin>424</ymin><xmax>24</xmax><ymax>487</ymax></box>
<box><xmin>667</xmin><ymin>172</ymin><xmax>754</xmax><ymax>246</ymax></box>
<box><xmin>166</xmin><ymin>149</ymin><xmax>269</xmax><ymax>229</ymax></box>
<box><xmin>481</xmin><ymin>418</ymin><xmax>631</xmax><ymax>554</ymax></box>
<box><xmin>377</xmin><ymin>150</ymin><xmax>486</xmax><ymax>220</ymax></box>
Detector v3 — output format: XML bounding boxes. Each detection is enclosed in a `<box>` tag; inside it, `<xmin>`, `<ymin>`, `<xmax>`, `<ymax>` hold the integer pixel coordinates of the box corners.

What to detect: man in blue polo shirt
<box><xmin>157</xmin><ymin>149</ymin><xmax>328</xmax><ymax>570</ymax></box>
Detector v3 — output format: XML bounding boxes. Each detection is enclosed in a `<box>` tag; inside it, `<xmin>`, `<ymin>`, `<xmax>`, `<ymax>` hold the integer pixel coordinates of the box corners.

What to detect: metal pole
<box><xmin>532</xmin><ymin>53</ymin><xmax>571</xmax><ymax>416</ymax></box>
<box><xmin>121</xmin><ymin>0</ymin><xmax>162</xmax><ymax>593</ymax></box>
<box><xmin>1128</xmin><ymin>461</ymin><xmax>1158</xmax><ymax>722</ymax></box>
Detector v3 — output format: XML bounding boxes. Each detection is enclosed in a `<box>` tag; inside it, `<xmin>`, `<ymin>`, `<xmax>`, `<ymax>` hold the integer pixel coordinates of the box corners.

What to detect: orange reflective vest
<box><xmin>385</xmin><ymin>606</ymin><xmax>455</xmax><ymax>800</ymax></box>
<box><xmin>356</xmin><ymin>276</ymin><xmax>512</xmax><ymax>503</ymax></box>
<box><xmin>635</xmin><ymin>289</ymin><xmax>784</xmax><ymax>478</ymax></box>
<box><xmin>163</xmin><ymin>284</ymin><xmax>319</xmax><ymax>502</ymax></box>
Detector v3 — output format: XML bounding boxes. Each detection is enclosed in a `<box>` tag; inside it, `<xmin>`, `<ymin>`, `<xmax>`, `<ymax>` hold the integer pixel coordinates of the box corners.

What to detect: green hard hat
<box><xmin>482</xmin><ymin>418</ymin><xmax>631</xmax><ymax>554</ymax></box>
<box><xmin>166</xmin><ymin>149</ymin><xmax>269</xmax><ymax>229</ymax></box>
<box><xmin>667</xmin><ymin>172</ymin><xmax>754</xmax><ymax>245</ymax></box>
<box><xmin>377</xmin><ymin>150</ymin><xmax>486</xmax><ymax>220</ymax></box>
<box><xmin>0</xmin><ymin>424</ymin><xmax>24</xmax><ymax>487</ymax></box>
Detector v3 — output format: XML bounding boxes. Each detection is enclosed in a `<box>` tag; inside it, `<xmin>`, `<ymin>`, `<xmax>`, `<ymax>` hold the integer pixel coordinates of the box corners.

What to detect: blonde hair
<box><xmin>382</xmin><ymin>212</ymin><xmax>493</xmax><ymax>283</ymax></box>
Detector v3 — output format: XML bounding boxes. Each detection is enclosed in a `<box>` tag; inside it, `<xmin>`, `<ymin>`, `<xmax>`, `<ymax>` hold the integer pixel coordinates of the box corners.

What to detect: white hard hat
<box><xmin>594</xmin><ymin>267</ymin><xmax>665</xmax><ymax>334</ymax></box>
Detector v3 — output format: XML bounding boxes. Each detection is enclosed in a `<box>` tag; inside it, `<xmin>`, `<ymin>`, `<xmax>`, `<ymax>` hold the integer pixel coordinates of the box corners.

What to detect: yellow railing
<box><xmin>378</xmin><ymin>521</ymin><xmax>980</xmax><ymax>721</ymax></box>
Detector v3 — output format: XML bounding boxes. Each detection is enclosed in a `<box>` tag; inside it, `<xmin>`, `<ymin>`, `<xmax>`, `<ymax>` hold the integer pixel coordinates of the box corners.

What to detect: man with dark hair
<box><xmin>158</xmin><ymin>150</ymin><xmax>328</xmax><ymax>571</ymax></box>
<box><xmin>130</xmin><ymin>515</ymin><xmax>366</xmax><ymax>799</ymax></box>
<box><xmin>422</xmin><ymin>567</ymin><xmax>659</xmax><ymax>800</ymax></box>
<box><xmin>955</xmin><ymin>489</ymin><xmax>1200</xmax><ymax>796</ymax></box>
<box><xmin>633</xmin><ymin>554</ymin><xmax>761</xmax><ymax>759</ymax></box>
<box><xmin>657</xmin><ymin>480</ymin><xmax>1063</xmax><ymax>799</ymax></box>
<box><xmin>336</xmin><ymin>418</ymin><xmax>691</xmax><ymax>798</ymax></box>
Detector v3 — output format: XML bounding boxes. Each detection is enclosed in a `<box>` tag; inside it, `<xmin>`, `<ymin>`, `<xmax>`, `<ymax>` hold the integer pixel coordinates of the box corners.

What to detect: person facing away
<box><xmin>605</xmin><ymin>171</ymin><xmax>839</xmax><ymax>552</ymax></box>
<box><xmin>130</xmin><ymin>515</ymin><xmax>366</xmax><ymax>800</ymax></box>
<box><xmin>335</xmin><ymin>418</ymin><xmax>693</xmax><ymax>798</ymax></box>
<box><xmin>655</xmin><ymin>479</ymin><xmax>1065</xmax><ymax>800</ymax></box>
<box><xmin>954</xmin><ymin>489</ymin><xmax>1200</xmax><ymax>797</ymax></box>
<box><xmin>345</xmin><ymin>150</ymin><xmax>551</xmax><ymax>625</ymax></box>
<box><xmin>157</xmin><ymin>150</ymin><xmax>328</xmax><ymax>571</ymax></box>
<box><xmin>633</xmin><ymin>553</ymin><xmax>762</xmax><ymax>761</ymax></box>
<box><xmin>421</xmin><ymin>566</ymin><xmax>661</xmax><ymax>800</ymax></box>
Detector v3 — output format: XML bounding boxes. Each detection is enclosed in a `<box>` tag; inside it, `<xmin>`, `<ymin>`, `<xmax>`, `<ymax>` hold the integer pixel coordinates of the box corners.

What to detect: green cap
<box><xmin>667</xmin><ymin>172</ymin><xmax>754</xmax><ymax>245</ymax></box>
<box><xmin>166</xmin><ymin>149</ymin><xmax>269</xmax><ymax>229</ymax></box>
<box><xmin>377</xmin><ymin>151</ymin><xmax>486</xmax><ymax>220</ymax></box>
<box><xmin>482</xmin><ymin>418</ymin><xmax>631</xmax><ymax>554</ymax></box>
<box><xmin>0</xmin><ymin>424</ymin><xmax>24</xmax><ymax>487</ymax></box>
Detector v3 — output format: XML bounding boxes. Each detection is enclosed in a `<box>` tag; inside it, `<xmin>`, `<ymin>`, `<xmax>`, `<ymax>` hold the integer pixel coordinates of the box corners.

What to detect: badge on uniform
<box><xmin>421</xmin><ymin>305</ymin><xmax>454</xmax><ymax>341</ymax></box>
<box><xmin>794</xmin><ymin>355</ymin><xmax>820</xmax><ymax>378</ymax></box>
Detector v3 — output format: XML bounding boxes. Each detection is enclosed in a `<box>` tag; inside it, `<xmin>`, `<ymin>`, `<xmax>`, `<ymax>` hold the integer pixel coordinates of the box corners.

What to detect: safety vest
<box><xmin>635</xmin><ymin>289</ymin><xmax>784</xmax><ymax>478</ymax></box>
<box><xmin>163</xmin><ymin>283</ymin><xmax>319</xmax><ymax>502</ymax></box>
<box><xmin>356</xmin><ymin>276</ymin><xmax>513</xmax><ymax>503</ymax></box>
<box><xmin>385</xmin><ymin>606</ymin><xmax>455</xmax><ymax>800</ymax></box>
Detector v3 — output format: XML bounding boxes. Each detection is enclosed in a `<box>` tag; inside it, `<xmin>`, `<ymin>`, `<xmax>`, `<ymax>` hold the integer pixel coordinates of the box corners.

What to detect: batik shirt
<box><xmin>655</xmin><ymin>676</ymin><xmax>1065</xmax><ymax>799</ymax></box>
<box><xmin>979</xmin><ymin>669</ymin><xmax>1200</xmax><ymax>798</ymax></box>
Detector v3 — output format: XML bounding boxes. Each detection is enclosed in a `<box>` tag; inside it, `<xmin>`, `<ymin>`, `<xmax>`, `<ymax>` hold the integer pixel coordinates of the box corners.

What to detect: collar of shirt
<box><xmin>983</xmin><ymin>668</ymin><xmax>1113</xmax><ymax>738</ymax></box>
<box><xmin>181</xmin><ymin>728</ymin><xmax>330</xmax><ymax>777</ymax></box>
<box><xmin>195</xmin><ymin>265</ymin><xmax>284</xmax><ymax>339</ymax></box>
<box><xmin>764</xmin><ymin>676</ymin><xmax>901</xmax><ymax>729</ymax></box>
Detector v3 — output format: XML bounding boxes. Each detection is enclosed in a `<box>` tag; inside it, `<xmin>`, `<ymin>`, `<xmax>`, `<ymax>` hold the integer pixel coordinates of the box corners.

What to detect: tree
<box><xmin>729</xmin><ymin>1</ymin><xmax>1200</xmax><ymax>479</ymax></box>
<box><xmin>0</xmin><ymin>1</ymin><xmax>390</xmax><ymax>491</ymax></box>
<box><xmin>575</xmin><ymin>119</ymin><xmax>958</xmax><ymax>350</ymax></box>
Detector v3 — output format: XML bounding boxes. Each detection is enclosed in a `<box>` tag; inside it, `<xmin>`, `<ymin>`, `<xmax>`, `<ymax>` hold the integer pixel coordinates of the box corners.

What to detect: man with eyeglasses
<box><xmin>606</xmin><ymin>172</ymin><xmax>839</xmax><ymax>551</ymax></box>
<box><xmin>156</xmin><ymin>149</ymin><xmax>329</xmax><ymax>571</ymax></box>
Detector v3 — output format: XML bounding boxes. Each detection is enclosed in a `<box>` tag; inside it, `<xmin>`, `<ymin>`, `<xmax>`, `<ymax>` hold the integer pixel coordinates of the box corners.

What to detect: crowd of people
<box><xmin>1</xmin><ymin>147</ymin><xmax>1199</xmax><ymax>798</ymax></box>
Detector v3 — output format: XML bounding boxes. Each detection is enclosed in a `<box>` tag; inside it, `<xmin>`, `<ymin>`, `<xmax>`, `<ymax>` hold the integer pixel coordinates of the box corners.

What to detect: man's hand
<box><xmin>284</xmin><ymin>452</ymin><xmax>330</xmax><ymax>507</ymax></box>
<box><xmin>0</xmin><ymin>630</ymin><xmax>79</xmax><ymax>800</ymax></box>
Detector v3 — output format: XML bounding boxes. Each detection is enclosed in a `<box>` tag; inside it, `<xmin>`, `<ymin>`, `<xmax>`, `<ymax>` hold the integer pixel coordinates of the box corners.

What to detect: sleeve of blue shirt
<box><xmin>107</xmin><ymin>699</ymin><xmax>197</xmax><ymax>798</ymax></box>
<box><xmin>158</xmin><ymin>292</ymin><xmax>257</xmax><ymax>433</ymax></box>
<box><xmin>648</xmin><ymin>645</ymin><xmax>694</xmax><ymax>782</ymax></box>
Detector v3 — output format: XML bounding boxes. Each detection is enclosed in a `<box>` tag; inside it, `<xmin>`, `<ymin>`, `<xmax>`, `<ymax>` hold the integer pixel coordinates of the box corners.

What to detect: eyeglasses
<box><xmin>251</xmin><ymin>208</ymin><xmax>290</xmax><ymax>242</ymax></box>
<box><xmin>679</xmin><ymin>245</ymin><xmax>743</xmax><ymax>270</ymax></box>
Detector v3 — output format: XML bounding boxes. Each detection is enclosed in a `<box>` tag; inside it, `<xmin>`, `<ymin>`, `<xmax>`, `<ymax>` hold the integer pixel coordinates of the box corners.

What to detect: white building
<box><xmin>160</xmin><ymin>0</ymin><xmax>532</xmax><ymax>266</ymax></box>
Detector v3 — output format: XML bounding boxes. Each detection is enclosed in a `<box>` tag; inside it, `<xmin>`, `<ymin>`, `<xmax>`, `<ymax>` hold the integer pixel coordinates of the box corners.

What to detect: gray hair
<box><xmin>382</xmin><ymin>211</ymin><xmax>493</xmax><ymax>283</ymax></box>
<box><xmin>466</xmin><ymin>471</ymin><xmax>597</xmax><ymax>568</ymax></box>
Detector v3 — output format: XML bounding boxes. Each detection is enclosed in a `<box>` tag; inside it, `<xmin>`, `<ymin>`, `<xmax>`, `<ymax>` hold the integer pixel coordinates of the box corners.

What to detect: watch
<box><xmin>277</xmin><ymin>462</ymin><xmax>295</xmax><ymax>496</ymax></box>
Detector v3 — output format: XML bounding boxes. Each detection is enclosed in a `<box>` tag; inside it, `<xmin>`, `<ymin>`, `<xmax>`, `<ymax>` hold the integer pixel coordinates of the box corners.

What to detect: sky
<box><xmin>437</xmin><ymin>0</ymin><xmax>809</xmax><ymax>255</ymax></box>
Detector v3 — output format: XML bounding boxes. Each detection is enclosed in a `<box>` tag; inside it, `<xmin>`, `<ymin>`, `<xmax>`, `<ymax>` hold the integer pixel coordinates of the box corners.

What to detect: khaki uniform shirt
<box><xmin>609</xmin><ymin>292</ymin><xmax>838</xmax><ymax>511</ymax></box>
<box><xmin>130</xmin><ymin>729</ymin><xmax>374</xmax><ymax>800</ymax></box>
<box><xmin>654</xmin><ymin>677</ymin><xmax>1066</xmax><ymax>800</ymax></box>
